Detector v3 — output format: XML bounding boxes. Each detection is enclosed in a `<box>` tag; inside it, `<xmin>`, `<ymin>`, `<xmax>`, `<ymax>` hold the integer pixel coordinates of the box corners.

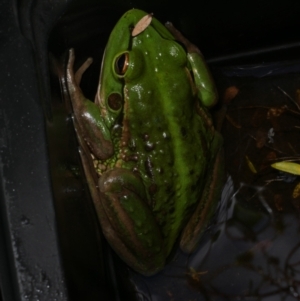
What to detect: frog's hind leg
<box><xmin>79</xmin><ymin>143</ymin><xmax>165</xmax><ymax>275</ymax></box>
<box><xmin>96</xmin><ymin>168</ymin><xmax>166</xmax><ymax>276</ymax></box>
<box><xmin>180</xmin><ymin>132</ymin><xmax>224</xmax><ymax>253</ymax></box>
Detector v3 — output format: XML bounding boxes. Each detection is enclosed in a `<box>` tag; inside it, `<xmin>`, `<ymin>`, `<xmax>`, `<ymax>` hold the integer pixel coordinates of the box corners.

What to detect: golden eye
<box><xmin>115</xmin><ymin>53</ymin><xmax>129</xmax><ymax>75</ymax></box>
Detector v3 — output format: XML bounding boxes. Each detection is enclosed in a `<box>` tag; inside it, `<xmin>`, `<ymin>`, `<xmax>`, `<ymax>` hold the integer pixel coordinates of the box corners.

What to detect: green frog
<box><xmin>66</xmin><ymin>9</ymin><xmax>224</xmax><ymax>276</ymax></box>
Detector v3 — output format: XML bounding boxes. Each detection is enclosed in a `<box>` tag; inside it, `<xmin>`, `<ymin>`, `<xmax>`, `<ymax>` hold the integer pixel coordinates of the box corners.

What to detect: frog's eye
<box><xmin>107</xmin><ymin>93</ymin><xmax>123</xmax><ymax>111</ymax></box>
<box><xmin>115</xmin><ymin>52</ymin><xmax>129</xmax><ymax>75</ymax></box>
<box><xmin>114</xmin><ymin>50</ymin><xmax>143</xmax><ymax>80</ymax></box>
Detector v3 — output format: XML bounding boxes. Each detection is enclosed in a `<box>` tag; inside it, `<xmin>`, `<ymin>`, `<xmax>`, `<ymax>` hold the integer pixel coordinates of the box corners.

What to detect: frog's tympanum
<box><xmin>66</xmin><ymin>9</ymin><xmax>224</xmax><ymax>276</ymax></box>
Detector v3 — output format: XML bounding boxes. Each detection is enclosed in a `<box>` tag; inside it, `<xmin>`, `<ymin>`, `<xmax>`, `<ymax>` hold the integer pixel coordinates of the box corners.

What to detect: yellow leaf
<box><xmin>271</xmin><ymin>161</ymin><xmax>300</xmax><ymax>175</ymax></box>
<box><xmin>293</xmin><ymin>182</ymin><xmax>300</xmax><ymax>198</ymax></box>
<box><xmin>245</xmin><ymin>156</ymin><xmax>257</xmax><ymax>174</ymax></box>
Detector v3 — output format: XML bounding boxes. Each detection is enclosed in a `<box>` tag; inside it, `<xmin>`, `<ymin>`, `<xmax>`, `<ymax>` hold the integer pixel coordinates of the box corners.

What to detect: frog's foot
<box><xmin>96</xmin><ymin>168</ymin><xmax>166</xmax><ymax>276</ymax></box>
<box><xmin>66</xmin><ymin>49</ymin><xmax>93</xmax><ymax>91</ymax></box>
<box><xmin>74</xmin><ymin>57</ymin><xmax>93</xmax><ymax>86</ymax></box>
<box><xmin>180</xmin><ymin>132</ymin><xmax>224</xmax><ymax>253</ymax></box>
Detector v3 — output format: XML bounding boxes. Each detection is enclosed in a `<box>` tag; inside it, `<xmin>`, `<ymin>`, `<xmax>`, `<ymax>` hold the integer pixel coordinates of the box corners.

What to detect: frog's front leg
<box><xmin>67</xmin><ymin>50</ymin><xmax>165</xmax><ymax>275</ymax></box>
<box><xmin>180</xmin><ymin>132</ymin><xmax>224</xmax><ymax>253</ymax></box>
<box><xmin>97</xmin><ymin>168</ymin><xmax>165</xmax><ymax>275</ymax></box>
<box><xmin>165</xmin><ymin>23</ymin><xmax>218</xmax><ymax>107</ymax></box>
<box><xmin>66</xmin><ymin>49</ymin><xmax>113</xmax><ymax>160</ymax></box>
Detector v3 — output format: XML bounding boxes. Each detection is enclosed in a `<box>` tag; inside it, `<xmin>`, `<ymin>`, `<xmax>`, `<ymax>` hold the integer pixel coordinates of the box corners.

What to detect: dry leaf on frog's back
<box><xmin>132</xmin><ymin>13</ymin><xmax>153</xmax><ymax>37</ymax></box>
<box><xmin>223</xmin><ymin>86</ymin><xmax>239</xmax><ymax>104</ymax></box>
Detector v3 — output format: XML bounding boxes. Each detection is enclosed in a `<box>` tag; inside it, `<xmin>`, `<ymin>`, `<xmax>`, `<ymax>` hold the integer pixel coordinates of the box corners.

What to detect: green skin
<box><xmin>66</xmin><ymin>9</ymin><xmax>223</xmax><ymax>276</ymax></box>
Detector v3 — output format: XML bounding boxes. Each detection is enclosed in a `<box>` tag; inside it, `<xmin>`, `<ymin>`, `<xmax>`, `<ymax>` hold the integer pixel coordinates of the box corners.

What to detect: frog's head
<box><xmin>96</xmin><ymin>9</ymin><xmax>189</xmax><ymax>130</ymax></box>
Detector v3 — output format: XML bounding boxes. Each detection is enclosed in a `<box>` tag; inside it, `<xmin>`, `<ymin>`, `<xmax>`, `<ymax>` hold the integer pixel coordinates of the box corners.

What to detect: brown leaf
<box><xmin>255</xmin><ymin>130</ymin><xmax>267</xmax><ymax>148</ymax></box>
<box><xmin>223</xmin><ymin>86</ymin><xmax>239</xmax><ymax>104</ymax></box>
<box><xmin>132</xmin><ymin>14</ymin><xmax>153</xmax><ymax>37</ymax></box>
<box><xmin>267</xmin><ymin>106</ymin><xmax>287</xmax><ymax>119</ymax></box>
<box><xmin>274</xmin><ymin>194</ymin><xmax>283</xmax><ymax>211</ymax></box>
<box><xmin>266</xmin><ymin>151</ymin><xmax>277</xmax><ymax>161</ymax></box>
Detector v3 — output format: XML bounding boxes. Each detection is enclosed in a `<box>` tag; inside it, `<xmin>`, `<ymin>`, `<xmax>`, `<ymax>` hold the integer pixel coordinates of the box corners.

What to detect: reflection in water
<box><xmin>122</xmin><ymin>67</ymin><xmax>300</xmax><ymax>301</ymax></box>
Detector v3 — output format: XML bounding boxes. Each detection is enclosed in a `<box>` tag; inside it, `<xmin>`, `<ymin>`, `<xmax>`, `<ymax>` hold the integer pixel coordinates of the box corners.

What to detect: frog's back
<box><xmin>123</xmin><ymin>79</ymin><xmax>214</xmax><ymax>254</ymax></box>
<box><xmin>150</xmin><ymin>102</ymin><xmax>214</xmax><ymax>254</ymax></box>
<box><xmin>118</xmin><ymin>10</ymin><xmax>215</xmax><ymax>255</ymax></box>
